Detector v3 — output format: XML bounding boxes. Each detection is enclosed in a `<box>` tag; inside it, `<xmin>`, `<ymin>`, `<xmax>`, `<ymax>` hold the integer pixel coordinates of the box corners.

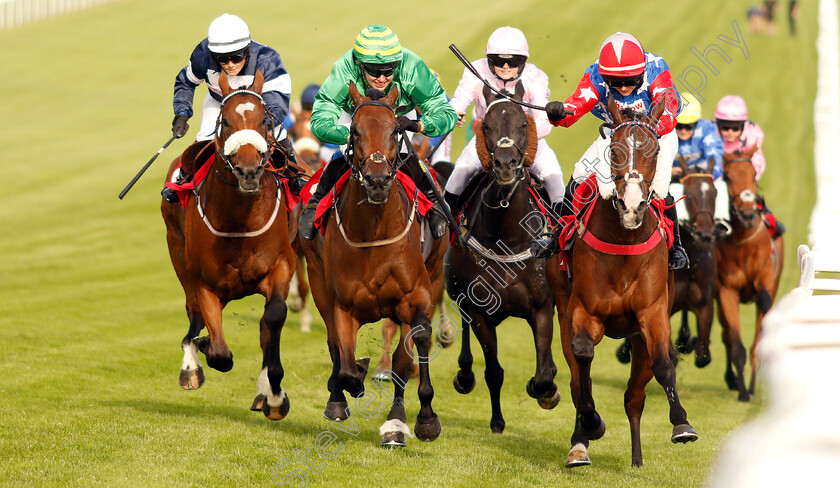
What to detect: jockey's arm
<box><xmin>551</xmin><ymin>71</ymin><xmax>600</xmax><ymax>129</ymax></box>
<box><xmin>649</xmin><ymin>71</ymin><xmax>680</xmax><ymax>136</ymax></box>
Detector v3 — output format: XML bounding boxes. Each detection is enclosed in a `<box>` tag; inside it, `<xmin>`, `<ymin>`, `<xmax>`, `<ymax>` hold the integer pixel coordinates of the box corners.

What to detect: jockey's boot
<box><xmin>444</xmin><ymin>191</ymin><xmax>460</xmax><ymax>216</ymax></box>
<box><xmin>559</xmin><ymin>179</ymin><xmax>580</xmax><ymax>218</ymax></box>
<box><xmin>664</xmin><ymin>195</ymin><xmax>689</xmax><ymax>270</ymax></box>
<box><xmin>758</xmin><ymin>198</ymin><xmax>786</xmax><ymax>238</ymax></box>
<box><xmin>161</xmin><ymin>168</ymin><xmax>186</xmax><ymax>204</ymax></box>
<box><xmin>298</xmin><ymin>156</ymin><xmax>349</xmax><ymax>240</ymax></box>
<box><xmin>530</xmin><ymin>203</ymin><xmax>564</xmax><ymax>259</ymax></box>
<box><xmin>417</xmin><ymin>180</ymin><xmax>447</xmax><ymax>240</ymax></box>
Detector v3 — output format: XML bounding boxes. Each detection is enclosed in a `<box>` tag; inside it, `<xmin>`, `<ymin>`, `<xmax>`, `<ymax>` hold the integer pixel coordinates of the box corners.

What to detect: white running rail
<box><xmin>0</xmin><ymin>0</ymin><xmax>114</xmax><ymax>30</ymax></box>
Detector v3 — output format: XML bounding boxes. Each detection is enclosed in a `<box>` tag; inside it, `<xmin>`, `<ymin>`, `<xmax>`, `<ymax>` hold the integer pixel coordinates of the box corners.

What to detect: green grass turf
<box><xmin>0</xmin><ymin>0</ymin><xmax>817</xmax><ymax>486</ymax></box>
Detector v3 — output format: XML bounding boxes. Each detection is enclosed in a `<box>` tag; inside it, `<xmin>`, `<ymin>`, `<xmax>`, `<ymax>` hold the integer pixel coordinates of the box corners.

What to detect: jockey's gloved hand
<box><xmin>545</xmin><ymin>102</ymin><xmax>567</xmax><ymax>123</ymax></box>
<box><xmin>396</xmin><ymin>115</ymin><xmax>421</xmax><ymax>133</ymax></box>
<box><xmin>172</xmin><ymin>114</ymin><xmax>189</xmax><ymax>139</ymax></box>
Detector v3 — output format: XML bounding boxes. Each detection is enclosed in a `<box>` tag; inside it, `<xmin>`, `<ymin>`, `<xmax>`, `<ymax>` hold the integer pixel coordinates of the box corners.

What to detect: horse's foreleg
<box><xmin>638</xmin><ymin>307</ymin><xmax>698</xmax><ymax>446</ymax></box>
<box><xmin>674</xmin><ymin>309</ymin><xmax>693</xmax><ymax>354</ymax></box>
<box><xmin>526</xmin><ymin>305</ymin><xmax>560</xmax><ymax>410</ymax></box>
<box><xmin>194</xmin><ymin>286</ymin><xmax>233</xmax><ymax>372</ymax></box>
<box><xmin>452</xmin><ymin>315</ymin><xmax>475</xmax><ymax>395</ymax></box>
<box><xmin>253</xmin><ymin>293</ymin><xmax>290</xmax><ymax>420</ymax></box>
<box><xmin>471</xmin><ymin>316</ymin><xmax>505</xmax><ymax>433</ymax></box>
<box><xmin>333</xmin><ymin>307</ymin><xmax>364</xmax><ymax>398</ymax></box>
<box><xmin>410</xmin><ymin>309</ymin><xmax>441</xmax><ymax>442</ymax></box>
<box><xmin>379</xmin><ymin>323</ymin><xmax>412</xmax><ymax>448</ymax></box>
<box><xmin>569</xmin><ymin>306</ymin><xmax>605</xmax><ymax>442</ymax></box>
<box><xmin>717</xmin><ymin>286</ymin><xmax>749</xmax><ymax>401</ymax></box>
<box><xmin>625</xmin><ymin>334</ymin><xmax>655</xmax><ymax>467</ymax></box>
<box><xmin>694</xmin><ymin>302</ymin><xmax>714</xmax><ymax>368</ymax></box>
<box><xmin>560</xmin><ymin>307</ymin><xmax>590</xmax><ymax>467</ymax></box>
<box><xmin>179</xmin><ymin>308</ymin><xmax>206</xmax><ymax>390</ymax></box>
<box><xmin>750</xmin><ymin>285</ymin><xmax>775</xmax><ymax>395</ymax></box>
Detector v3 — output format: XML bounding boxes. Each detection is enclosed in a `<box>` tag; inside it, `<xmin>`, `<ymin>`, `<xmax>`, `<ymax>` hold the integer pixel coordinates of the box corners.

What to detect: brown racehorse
<box><xmin>548</xmin><ymin>94</ymin><xmax>698</xmax><ymax>467</ymax></box>
<box><xmin>300</xmin><ymin>83</ymin><xmax>443</xmax><ymax>447</ymax></box>
<box><xmin>717</xmin><ymin>147</ymin><xmax>784</xmax><ymax>402</ymax></box>
<box><xmin>445</xmin><ymin>82</ymin><xmax>559</xmax><ymax>434</ymax></box>
<box><xmin>161</xmin><ymin>70</ymin><xmax>295</xmax><ymax>420</ymax></box>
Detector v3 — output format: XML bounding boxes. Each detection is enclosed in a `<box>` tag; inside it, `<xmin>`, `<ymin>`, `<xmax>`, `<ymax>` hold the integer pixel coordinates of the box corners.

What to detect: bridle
<box><xmin>346</xmin><ymin>99</ymin><xmax>408</xmax><ymax>188</ymax></box>
<box><xmin>723</xmin><ymin>157</ymin><xmax>759</xmax><ymax>227</ymax></box>
<box><xmin>606</xmin><ymin>119</ymin><xmax>660</xmax><ymax>208</ymax></box>
<box><xmin>481</xmin><ymin>98</ymin><xmax>528</xmax><ymax>208</ymax></box>
<box><xmin>213</xmin><ymin>89</ymin><xmax>273</xmax><ymax>182</ymax></box>
<box><xmin>679</xmin><ymin>173</ymin><xmax>716</xmax><ymax>236</ymax></box>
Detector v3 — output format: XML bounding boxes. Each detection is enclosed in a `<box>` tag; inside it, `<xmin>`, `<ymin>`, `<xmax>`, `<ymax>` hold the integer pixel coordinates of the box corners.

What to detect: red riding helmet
<box><xmin>598</xmin><ymin>32</ymin><xmax>646</xmax><ymax>78</ymax></box>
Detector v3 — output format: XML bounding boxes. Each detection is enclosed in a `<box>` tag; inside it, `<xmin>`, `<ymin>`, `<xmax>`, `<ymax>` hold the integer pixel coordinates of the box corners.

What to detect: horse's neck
<box><xmin>474</xmin><ymin>182</ymin><xmax>533</xmax><ymax>240</ymax></box>
<box><xmin>730</xmin><ymin>217</ymin><xmax>763</xmax><ymax>242</ymax></box>
<box><xmin>590</xmin><ymin>198</ymin><xmax>657</xmax><ymax>245</ymax></box>
<box><xmin>340</xmin><ymin>181</ymin><xmax>408</xmax><ymax>240</ymax></box>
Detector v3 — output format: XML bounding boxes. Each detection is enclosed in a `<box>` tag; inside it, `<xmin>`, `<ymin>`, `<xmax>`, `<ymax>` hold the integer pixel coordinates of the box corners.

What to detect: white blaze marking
<box><xmin>235</xmin><ymin>102</ymin><xmax>256</xmax><ymax>122</ymax></box>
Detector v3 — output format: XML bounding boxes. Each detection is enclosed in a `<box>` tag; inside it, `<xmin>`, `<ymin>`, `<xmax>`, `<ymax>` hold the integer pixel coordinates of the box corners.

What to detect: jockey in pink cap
<box><xmin>443</xmin><ymin>26</ymin><xmax>564</xmax><ymax>214</ymax></box>
<box><xmin>714</xmin><ymin>95</ymin><xmax>785</xmax><ymax>237</ymax></box>
<box><xmin>533</xmin><ymin>32</ymin><xmax>688</xmax><ymax>270</ymax></box>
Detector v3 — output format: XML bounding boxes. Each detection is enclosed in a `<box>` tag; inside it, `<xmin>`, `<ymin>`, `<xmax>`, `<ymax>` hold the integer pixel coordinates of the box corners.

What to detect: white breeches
<box><xmin>196</xmin><ymin>94</ymin><xmax>286</xmax><ymax>142</ymax></box>
<box><xmin>669</xmin><ymin>179</ymin><xmax>731</xmax><ymax>221</ymax></box>
<box><xmin>571</xmin><ymin>129</ymin><xmax>679</xmax><ymax>183</ymax></box>
<box><xmin>445</xmin><ymin>136</ymin><xmax>565</xmax><ymax>202</ymax></box>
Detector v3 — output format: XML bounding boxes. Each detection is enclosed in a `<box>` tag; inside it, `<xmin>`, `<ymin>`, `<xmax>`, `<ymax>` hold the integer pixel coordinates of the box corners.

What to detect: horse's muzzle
<box><xmin>362</xmin><ymin>174</ymin><xmax>394</xmax><ymax>205</ymax></box>
<box><xmin>233</xmin><ymin>166</ymin><xmax>265</xmax><ymax>193</ymax></box>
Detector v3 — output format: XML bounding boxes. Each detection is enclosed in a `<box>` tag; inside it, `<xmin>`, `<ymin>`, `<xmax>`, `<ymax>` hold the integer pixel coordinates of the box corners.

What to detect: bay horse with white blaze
<box><xmin>445</xmin><ymin>82</ymin><xmax>559</xmax><ymax>434</ymax></box>
<box><xmin>300</xmin><ymin>83</ymin><xmax>443</xmax><ymax>447</ymax></box>
<box><xmin>161</xmin><ymin>70</ymin><xmax>296</xmax><ymax>419</ymax></box>
<box><xmin>716</xmin><ymin>146</ymin><xmax>784</xmax><ymax>402</ymax></box>
<box><xmin>548</xmin><ymin>94</ymin><xmax>698</xmax><ymax>467</ymax></box>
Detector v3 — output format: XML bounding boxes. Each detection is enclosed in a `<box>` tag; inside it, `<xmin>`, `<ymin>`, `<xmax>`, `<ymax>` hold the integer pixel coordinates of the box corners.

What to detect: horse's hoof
<box><xmin>380</xmin><ymin>431</ymin><xmax>406</xmax><ymax>448</ymax></box>
<box><xmin>453</xmin><ymin>372</ymin><xmax>475</xmax><ymax>394</ymax></box>
<box><xmin>250</xmin><ymin>394</ymin><xmax>265</xmax><ymax>412</ymax></box>
<box><xmin>615</xmin><ymin>342</ymin><xmax>631</xmax><ymax>364</ymax></box>
<box><xmin>490</xmin><ymin>418</ymin><xmax>505</xmax><ymax>434</ymax></box>
<box><xmin>538</xmin><ymin>388</ymin><xmax>561</xmax><ymax>410</ymax></box>
<box><xmin>580</xmin><ymin>413</ymin><xmax>606</xmax><ymax>440</ymax></box>
<box><xmin>738</xmin><ymin>391</ymin><xmax>751</xmax><ymax>403</ymax></box>
<box><xmin>263</xmin><ymin>393</ymin><xmax>291</xmax><ymax>421</ymax></box>
<box><xmin>206</xmin><ymin>354</ymin><xmax>233</xmax><ymax>373</ymax></box>
<box><xmin>414</xmin><ymin>415</ymin><xmax>441</xmax><ymax>442</ymax></box>
<box><xmin>324</xmin><ymin>401</ymin><xmax>349</xmax><ymax>421</ymax></box>
<box><xmin>724</xmin><ymin>370</ymin><xmax>738</xmax><ymax>391</ymax></box>
<box><xmin>436</xmin><ymin>320</ymin><xmax>455</xmax><ymax>349</ymax></box>
<box><xmin>373</xmin><ymin>370</ymin><xmax>392</xmax><ymax>382</ymax></box>
<box><xmin>671</xmin><ymin>424</ymin><xmax>698</xmax><ymax>443</ymax></box>
<box><xmin>565</xmin><ymin>444</ymin><xmax>591</xmax><ymax>468</ymax></box>
<box><xmin>695</xmin><ymin>353</ymin><xmax>711</xmax><ymax>369</ymax></box>
<box><xmin>179</xmin><ymin>366</ymin><xmax>205</xmax><ymax>390</ymax></box>
<box><xmin>675</xmin><ymin>336</ymin><xmax>692</xmax><ymax>354</ymax></box>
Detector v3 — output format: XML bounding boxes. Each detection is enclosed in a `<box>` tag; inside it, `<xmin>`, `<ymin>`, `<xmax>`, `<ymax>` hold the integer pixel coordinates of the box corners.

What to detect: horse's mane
<box><xmin>474</xmin><ymin>115</ymin><xmax>538</xmax><ymax>171</ymax></box>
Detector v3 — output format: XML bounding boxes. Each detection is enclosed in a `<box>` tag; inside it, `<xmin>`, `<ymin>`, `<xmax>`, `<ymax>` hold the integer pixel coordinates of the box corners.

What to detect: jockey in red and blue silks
<box><xmin>533</xmin><ymin>32</ymin><xmax>688</xmax><ymax>270</ymax></box>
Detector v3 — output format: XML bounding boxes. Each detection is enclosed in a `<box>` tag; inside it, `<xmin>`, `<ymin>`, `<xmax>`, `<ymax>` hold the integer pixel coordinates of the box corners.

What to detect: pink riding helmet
<box><xmin>715</xmin><ymin>95</ymin><xmax>749</xmax><ymax>121</ymax></box>
<box><xmin>486</xmin><ymin>26</ymin><xmax>529</xmax><ymax>57</ymax></box>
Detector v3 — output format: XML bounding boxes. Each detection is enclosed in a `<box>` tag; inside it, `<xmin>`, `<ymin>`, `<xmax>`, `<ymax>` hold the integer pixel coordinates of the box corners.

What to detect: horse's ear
<box><xmin>219</xmin><ymin>70</ymin><xmax>232</xmax><ymax>96</ymax></box>
<box><xmin>482</xmin><ymin>84</ymin><xmax>495</xmax><ymax>106</ymax></box>
<box><xmin>649</xmin><ymin>93</ymin><xmax>668</xmax><ymax>126</ymax></box>
<box><xmin>384</xmin><ymin>84</ymin><xmax>400</xmax><ymax>107</ymax></box>
<box><xmin>348</xmin><ymin>82</ymin><xmax>364</xmax><ymax>108</ymax></box>
<box><xmin>606</xmin><ymin>92</ymin><xmax>624</xmax><ymax>125</ymax></box>
<box><xmin>723</xmin><ymin>151</ymin><xmax>737</xmax><ymax>164</ymax></box>
<box><xmin>744</xmin><ymin>144</ymin><xmax>758</xmax><ymax>158</ymax></box>
<box><xmin>513</xmin><ymin>80</ymin><xmax>525</xmax><ymax>102</ymax></box>
<box><xmin>251</xmin><ymin>69</ymin><xmax>264</xmax><ymax>94</ymax></box>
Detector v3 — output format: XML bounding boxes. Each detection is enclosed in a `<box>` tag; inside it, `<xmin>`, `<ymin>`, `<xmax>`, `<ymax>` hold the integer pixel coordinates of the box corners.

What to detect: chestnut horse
<box><xmin>300</xmin><ymin>83</ymin><xmax>443</xmax><ymax>447</ymax></box>
<box><xmin>616</xmin><ymin>168</ymin><xmax>722</xmax><ymax>368</ymax></box>
<box><xmin>161</xmin><ymin>70</ymin><xmax>295</xmax><ymax>420</ymax></box>
<box><xmin>716</xmin><ymin>147</ymin><xmax>784</xmax><ymax>402</ymax></box>
<box><xmin>548</xmin><ymin>95</ymin><xmax>697</xmax><ymax>467</ymax></box>
<box><xmin>444</xmin><ymin>84</ymin><xmax>559</xmax><ymax>434</ymax></box>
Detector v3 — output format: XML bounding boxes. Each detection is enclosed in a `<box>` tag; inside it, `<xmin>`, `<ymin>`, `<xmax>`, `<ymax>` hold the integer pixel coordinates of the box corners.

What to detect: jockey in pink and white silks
<box><xmin>714</xmin><ymin>95</ymin><xmax>785</xmax><ymax>237</ymax></box>
<box><xmin>534</xmin><ymin>32</ymin><xmax>688</xmax><ymax>270</ymax></box>
<box><xmin>443</xmin><ymin>27</ymin><xmax>564</xmax><ymax>212</ymax></box>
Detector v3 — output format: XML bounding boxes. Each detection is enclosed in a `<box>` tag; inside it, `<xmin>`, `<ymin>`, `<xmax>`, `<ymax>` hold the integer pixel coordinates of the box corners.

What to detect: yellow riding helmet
<box><xmin>676</xmin><ymin>93</ymin><xmax>702</xmax><ymax>124</ymax></box>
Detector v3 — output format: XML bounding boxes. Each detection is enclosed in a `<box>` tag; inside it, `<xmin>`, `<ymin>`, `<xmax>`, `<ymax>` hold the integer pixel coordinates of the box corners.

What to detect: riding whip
<box><xmin>448</xmin><ymin>44</ymin><xmax>574</xmax><ymax>116</ymax></box>
<box><xmin>118</xmin><ymin>135</ymin><xmax>177</xmax><ymax>200</ymax></box>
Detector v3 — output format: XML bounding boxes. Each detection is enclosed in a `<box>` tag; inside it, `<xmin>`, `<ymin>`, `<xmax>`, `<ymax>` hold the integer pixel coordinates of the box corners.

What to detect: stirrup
<box><xmin>530</xmin><ymin>233</ymin><xmax>560</xmax><ymax>259</ymax></box>
<box><xmin>669</xmin><ymin>245</ymin><xmax>689</xmax><ymax>270</ymax></box>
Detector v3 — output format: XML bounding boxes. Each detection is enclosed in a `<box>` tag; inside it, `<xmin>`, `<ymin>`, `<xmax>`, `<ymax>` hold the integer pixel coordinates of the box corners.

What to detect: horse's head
<box><xmin>603</xmin><ymin>93</ymin><xmax>667</xmax><ymax>230</ymax></box>
<box><xmin>477</xmin><ymin>82</ymin><xmax>533</xmax><ymax>186</ymax></box>
<box><xmin>289</xmin><ymin>104</ymin><xmax>323</xmax><ymax>172</ymax></box>
<box><xmin>680</xmin><ymin>172</ymin><xmax>718</xmax><ymax>244</ymax></box>
<box><xmin>723</xmin><ymin>146</ymin><xmax>760</xmax><ymax>228</ymax></box>
<box><xmin>347</xmin><ymin>82</ymin><xmax>400</xmax><ymax>205</ymax></box>
<box><xmin>216</xmin><ymin>70</ymin><xmax>271</xmax><ymax>193</ymax></box>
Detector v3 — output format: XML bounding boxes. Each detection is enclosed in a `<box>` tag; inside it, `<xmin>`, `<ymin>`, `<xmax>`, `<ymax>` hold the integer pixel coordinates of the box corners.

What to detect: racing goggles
<box><xmin>487</xmin><ymin>54</ymin><xmax>527</xmax><ymax>69</ymax></box>
<box><xmin>603</xmin><ymin>75</ymin><xmax>643</xmax><ymax>89</ymax></box>
<box><xmin>360</xmin><ymin>61</ymin><xmax>399</xmax><ymax>78</ymax></box>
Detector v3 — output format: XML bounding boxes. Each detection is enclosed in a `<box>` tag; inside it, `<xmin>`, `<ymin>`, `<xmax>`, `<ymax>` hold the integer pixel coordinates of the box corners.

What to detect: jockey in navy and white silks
<box><xmin>444</xmin><ymin>26</ymin><xmax>564</xmax><ymax>209</ymax></box>
<box><xmin>172</xmin><ymin>14</ymin><xmax>292</xmax><ymax>142</ymax></box>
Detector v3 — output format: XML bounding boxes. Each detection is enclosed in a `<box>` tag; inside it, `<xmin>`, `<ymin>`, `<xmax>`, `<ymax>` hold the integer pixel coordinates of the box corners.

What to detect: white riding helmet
<box><xmin>207</xmin><ymin>14</ymin><xmax>251</xmax><ymax>54</ymax></box>
<box><xmin>485</xmin><ymin>26</ymin><xmax>529</xmax><ymax>57</ymax></box>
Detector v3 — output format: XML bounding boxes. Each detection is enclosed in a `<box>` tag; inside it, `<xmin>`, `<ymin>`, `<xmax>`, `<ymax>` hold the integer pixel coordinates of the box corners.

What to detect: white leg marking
<box><xmin>181</xmin><ymin>341</ymin><xmax>202</xmax><ymax>371</ymax></box>
<box><xmin>379</xmin><ymin>419</ymin><xmax>412</xmax><ymax>437</ymax></box>
<box><xmin>258</xmin><ymin>367</ymin><xmax>287</xmax><ymax>407</ymax></box>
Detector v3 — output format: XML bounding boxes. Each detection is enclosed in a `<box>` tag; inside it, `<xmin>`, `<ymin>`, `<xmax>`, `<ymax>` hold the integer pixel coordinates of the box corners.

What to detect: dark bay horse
<box><xmin>161</xmin><ymin>70</ymin><xmax>295</xmax><ymax>419</ymax></box>
<box><xmin>444</xmin><ymin>83</ymin><xmax>559</xmax><ymax>434</ymax></box>
<box><xmin>300</xmin><ymin>83</ymin><xmax>443</xmax><ymax>447</ymax></box>
<box><xmin>716</xmin><ymin>147</ymin><xmax>784</xmax><ymax>402</ymax></box>
<box><xmin>548</xmin><ymin>95</ymin><xmax>697</xmax><ymax>467</ymax></box>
